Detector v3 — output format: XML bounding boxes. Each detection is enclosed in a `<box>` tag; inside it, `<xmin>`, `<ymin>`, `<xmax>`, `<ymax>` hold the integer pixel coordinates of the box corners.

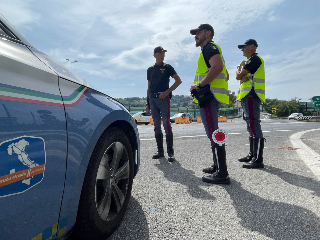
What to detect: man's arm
<box><xmin>190</xmin><ymin>54</ymin><xmax>223</xmax><ymax>91</ymax></box>
<box><xmin>146</xmin><ymin>80</ymin><xmax>151</xmax><ymax>112</ymax></box>
<box><xmin>236</xmin><ymin>60</ymin><xmax>249</xmax><ymax>81</ymax></box>
<box><xmin>159</xmin><ymin>74</ymin><xmax>182</xmax><ymax>100</ymax></box>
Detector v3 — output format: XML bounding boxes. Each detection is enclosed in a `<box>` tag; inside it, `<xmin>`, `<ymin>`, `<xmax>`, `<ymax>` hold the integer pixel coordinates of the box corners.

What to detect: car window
<box><xmin>0</xmin><ymin>28</ymin><xmax>8</xmax><ymax>38</ymax></box>
<box><xmin>0</xmin><ymin>21</ymin><xmax>19</xmax><ymax>41</ymax></box>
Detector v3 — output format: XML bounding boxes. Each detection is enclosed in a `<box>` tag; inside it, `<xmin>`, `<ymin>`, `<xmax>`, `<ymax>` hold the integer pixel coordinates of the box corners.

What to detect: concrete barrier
<box><xmin>196</xmin><ymin>116</ymin><xmax>227</xmax><ymax>123</ymax></box>
<box><xmin>175</xmin><ymin>117</ymin><xmax>190</xmax><ymax>124</ymax></box>
<box><xmin>150</xmin><ymin>118</ymin><xmax>163</xmax><ymax>125</ymax></box>
<box><xmin>218</xmin><ymin>116</ymin><xmax>227</xmax><ymax>122</ymax></box>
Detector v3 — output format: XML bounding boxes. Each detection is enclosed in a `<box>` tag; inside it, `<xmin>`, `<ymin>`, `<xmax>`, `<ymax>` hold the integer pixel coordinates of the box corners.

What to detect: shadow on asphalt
<box><xmin>108</xmin><ymin>197</ymin><xmax>149</xmax><ymax>240</ymax></box>
<box><xmin>154</xmin><ymin>157</ymin><xmax>216</xmax><ymax>200</ymax></box>
<box><xmin>262</xmin><ymin>165</ymin><xmax>320</xmax><ymax>197</ymax></box>
<box><xmin>223</xmin><ymin>180</ymin><xmax>320</xmax><ymax>240</ymax></box>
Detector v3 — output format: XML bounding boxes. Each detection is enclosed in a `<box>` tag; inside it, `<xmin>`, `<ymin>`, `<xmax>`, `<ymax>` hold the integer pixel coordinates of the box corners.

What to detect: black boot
<box><xmin>243</xmin><ymin>138</ymin><xmax>265</xmax><ymax>169</ymax></box>
<box><xmin>238</xmin><ymin>136</ymin><xmax>253</xmax><ymax>162</ymax></box>
<box><xmin>166</xmin><ymin>134</ymin><xmax>175</xmax><ymax>162</ymax></box>
<box><xmin>152</xmin><ymin>134</ymin><xmax>164</xmax><ymax>159</ymax></box>
<box><xmin>202</xmin><ymin>145</ymin><xmax>230</xmax><ymax>184</ymax></box>
<box><xmin>203</xmin><ymin>147</ymin><xmax>217</xmax><ymax>174</ymax></box>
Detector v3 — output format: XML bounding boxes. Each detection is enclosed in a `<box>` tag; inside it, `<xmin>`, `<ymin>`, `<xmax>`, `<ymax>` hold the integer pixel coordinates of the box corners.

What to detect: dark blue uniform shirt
<box><xmin>147</xmin><ymin>63</ymin><xmax>176</xmax><ymax>94</ymax></box>
<box><xmin>243</xmin><ymin>53</ymin><xmax>262</xmax><ymax>74</ymax></box>
<box><xmin>202</xmin><ymin>41</ymin><xmax>220</xmax><ymax>69</ymax></box>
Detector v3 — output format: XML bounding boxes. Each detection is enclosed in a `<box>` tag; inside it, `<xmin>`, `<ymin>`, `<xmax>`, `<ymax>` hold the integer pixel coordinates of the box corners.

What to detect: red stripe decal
<box><xmin>0</xmin><ymin>88</ymin><xmax>89</xmax><ymax>107</ymax></box>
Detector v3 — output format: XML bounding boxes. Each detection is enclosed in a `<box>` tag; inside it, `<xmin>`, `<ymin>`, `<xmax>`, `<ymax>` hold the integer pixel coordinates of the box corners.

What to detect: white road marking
<box><xmin>140</xmin><ymin>129</ymin><xmax>307</xmax><ymax>141</ymax></box>
<box><xmin>176</xmin><ymin>135</ymin><xmax>207</xmax><ymax>139</ymax></box>
<box><xmin>140</xmin><ymin>138</ymin><xmax>155</xmax><ymax>141</ymax></box>
<box><xmin>290</xmin><ymin>129</ymin><xmax>320</xmax><ymax>180</ymax></box>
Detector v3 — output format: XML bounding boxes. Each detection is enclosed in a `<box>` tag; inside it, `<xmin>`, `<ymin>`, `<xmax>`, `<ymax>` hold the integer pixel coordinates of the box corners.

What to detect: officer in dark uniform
<box><xmin>146</xmin><ymin>46</ymin><xmax>182</xmax><ymax>162</ymax></box>
<box><xmin>236</xmin><ymin>39</ymin><xmax>266</xmax><ymax>168</ymax></box>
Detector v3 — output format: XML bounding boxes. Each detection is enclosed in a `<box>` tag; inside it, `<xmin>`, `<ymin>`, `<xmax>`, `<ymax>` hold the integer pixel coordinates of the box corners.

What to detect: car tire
<box><xmin>71</xmin><ymin>127</ymin><xmax>134</xmax><ymax>240</ymax></box>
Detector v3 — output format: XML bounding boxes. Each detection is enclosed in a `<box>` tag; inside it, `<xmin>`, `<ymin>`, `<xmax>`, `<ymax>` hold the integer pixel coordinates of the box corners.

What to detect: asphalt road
<box><xmin>109</xmin><ymin>119</ymin><xmax>320</xmax><ymax>240</ymax></box>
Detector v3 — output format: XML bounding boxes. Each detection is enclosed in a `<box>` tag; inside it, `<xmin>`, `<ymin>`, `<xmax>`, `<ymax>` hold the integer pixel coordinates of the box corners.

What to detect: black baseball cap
<box><xmin>238</xmin><ymin>39</ymin><xmax>258</xmax><ymax>49</ymax></box>
<box><xmin>154</xmin><ymin>46</ymin><xmax>167</xmax><ymax>54</ymax></box>
<box><xmin>190</xmin><ymin>24</ymin><xmax>214</xmax><ymax>35</ymax></box>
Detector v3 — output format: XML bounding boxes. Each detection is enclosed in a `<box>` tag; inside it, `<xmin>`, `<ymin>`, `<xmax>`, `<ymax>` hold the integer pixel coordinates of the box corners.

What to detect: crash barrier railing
<box><xmin>129</xmin><ymin>107</ymin><xmax>240</xmax><ymax>119</ymax></box>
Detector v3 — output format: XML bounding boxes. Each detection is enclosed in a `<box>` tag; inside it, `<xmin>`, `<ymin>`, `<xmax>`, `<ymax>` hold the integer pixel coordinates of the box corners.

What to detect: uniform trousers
<box><xmin>150</xmin><ymin>96</ymin><xmax>172</xmax><ymax>135</ymax></box>
<box><xmin>199</xmin><ymin>97</ymin><xmax>221</xmax><ymax>147</ymax></box>
<box><xmin>241</xmin><ymin>90</ymin><xmax>263</xmax><ymax>138</ymax></box>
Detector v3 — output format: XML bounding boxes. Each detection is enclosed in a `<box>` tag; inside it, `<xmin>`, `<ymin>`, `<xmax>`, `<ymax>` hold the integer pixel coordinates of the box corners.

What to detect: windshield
<box><xmin>172</xmin><ymin>113</ymin><xmax>183</xmax><ymax>117</ymax></box>
<box><xmin>132</xmin><ymin>112</ymin><xmax>142</xmax><ymax>117</ymax></box>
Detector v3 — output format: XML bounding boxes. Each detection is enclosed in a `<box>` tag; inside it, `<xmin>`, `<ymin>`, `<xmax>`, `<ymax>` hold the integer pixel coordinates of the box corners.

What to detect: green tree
<box><xmin>264</xmin><ymin>97</ymin><xmax>301</xmax><ymax>117</ymax></box>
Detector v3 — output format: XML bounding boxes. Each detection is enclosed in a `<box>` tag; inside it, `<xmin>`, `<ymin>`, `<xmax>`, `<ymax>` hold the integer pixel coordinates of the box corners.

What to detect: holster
<box><xmin>191</xmin><ymin>85</ymin><xmax>213</xmax><ymax>108</ymax></box>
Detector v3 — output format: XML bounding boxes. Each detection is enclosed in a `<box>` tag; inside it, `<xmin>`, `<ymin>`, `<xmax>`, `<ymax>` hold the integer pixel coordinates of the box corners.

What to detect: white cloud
<box><xmin>0</xmin><ymin>0</ymin><xmax>40</xmax><ymax>28</ymax></box>
<box><xmin>78</xmin><ymin>53</ymin><xmax>101</xmax><ymax>59</ymax></box>
<box><xmin>265</xmin><ymin>43</ymin><xmax>320</xmax><ymax>101</ymax></box>
<box><xmin>97</xmin><ymin>0</ymin><xmax>285</xmax><ymax>70</ymax></box>
<box><xmin>3</xmin><ymin>0</ymin><xmax>318</xmax><ymax>101</ymax></box>
<box><xmin>267</xmin><ymin>11</ymin><xmax>279</xmax><ymax>21</ymax></box>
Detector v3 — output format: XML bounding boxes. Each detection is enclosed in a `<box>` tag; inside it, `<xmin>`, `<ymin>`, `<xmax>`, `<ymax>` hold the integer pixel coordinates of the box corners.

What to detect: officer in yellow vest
<box><xmin>190</xmin><ymin>24</ymin><xmax>230</xmax><ymax>184</ymax></box>
<box><xmin>236</xmin><ymin>39</ymin><xmax>265</xmax><ymax>169</ymax></box>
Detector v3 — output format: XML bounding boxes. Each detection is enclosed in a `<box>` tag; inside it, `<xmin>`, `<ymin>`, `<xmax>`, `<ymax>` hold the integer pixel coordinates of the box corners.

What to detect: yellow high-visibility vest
<box><xmin>193</xmin><ymin>42</ymin><xmax>229</xmax><ymax>104</ymax></box>
<box><xmin>237</xmin><ymin>54</ymin><xmax>265</xmax><ymax>102</ymax></box>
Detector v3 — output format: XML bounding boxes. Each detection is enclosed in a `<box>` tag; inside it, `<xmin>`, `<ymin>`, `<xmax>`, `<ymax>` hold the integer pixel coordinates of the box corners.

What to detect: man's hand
<box><xmin>240</xmin><ymin>76</ymin><xmax>249</xmax><ymax>84</ymax></box>
<box><xmin>159</xmin><ymin>91</ymin><xmax>168</xmax><ymax>100</ymax></box>
<box><xmin>146</xmin><ymin>106</ymin><xmax>151</xmax><ymax>113</ymax></box>
<box><xmin>190</xmin><ymin>84</ymin><xmax>200</xmax><ymax>92</ymax></box>
<box><xmin>239</xmin><ymin>60</ymin><xmax>246</xmax><ymax>67</ymax></box>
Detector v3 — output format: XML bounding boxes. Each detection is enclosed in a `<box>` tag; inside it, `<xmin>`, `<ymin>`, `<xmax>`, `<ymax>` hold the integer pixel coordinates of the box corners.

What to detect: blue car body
<box><xmin>0</xmin><ymin>13</ymin><xmax>140</xmax><ymax>240</ymax></box>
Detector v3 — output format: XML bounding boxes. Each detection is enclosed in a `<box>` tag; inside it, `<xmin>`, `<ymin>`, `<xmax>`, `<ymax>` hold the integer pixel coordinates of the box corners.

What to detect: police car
<box><xmin>0</xmin><ymin>13</ymin><xmax>140</xmax><ymax>240</ymax></box>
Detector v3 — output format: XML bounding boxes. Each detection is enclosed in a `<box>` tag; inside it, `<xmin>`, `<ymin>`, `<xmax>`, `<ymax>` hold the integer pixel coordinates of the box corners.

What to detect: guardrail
<box><xmin>296</xmin><ymin>116</ymin><xmax>320</xmax><ymax>122</ymax></box>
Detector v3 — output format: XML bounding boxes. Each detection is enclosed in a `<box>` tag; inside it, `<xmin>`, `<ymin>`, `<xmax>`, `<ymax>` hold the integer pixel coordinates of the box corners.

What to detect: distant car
<box><xmin>170</xmin><ymin>113</ymin><xmax>194</xmax><ymax>123</ymax></box>
<box><xmin>132</xmin><ymin>111</ymin><xmax>152</xmax><ymax>125</ymax></box>
<box><xmin>0</xmin><ymin>13</ymin><xmax>140</xmax><ymax>240</ymax></box>
<box><xmin>288</xmin><ymin>113</ymin><xmax>303</xmax><ymax>120</ymax></box>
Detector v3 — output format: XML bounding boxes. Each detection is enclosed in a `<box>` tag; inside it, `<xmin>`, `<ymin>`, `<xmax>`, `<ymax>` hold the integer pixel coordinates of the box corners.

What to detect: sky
<box><xmin>1</xmin><ymin>0</ymin><xmax>320</xmax><ymax>102</ymax></box>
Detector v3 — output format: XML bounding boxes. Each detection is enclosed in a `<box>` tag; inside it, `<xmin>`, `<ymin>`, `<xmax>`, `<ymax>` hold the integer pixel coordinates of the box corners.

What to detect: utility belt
<box><xmin>149</xmin><ymin>93</ymin><xmax>161</xmax><ymax>98</ymax></box>
<box><xmin>149</xmin><ymin>92</ymin><xmax>172</xmax><ymax>99</ymax></box>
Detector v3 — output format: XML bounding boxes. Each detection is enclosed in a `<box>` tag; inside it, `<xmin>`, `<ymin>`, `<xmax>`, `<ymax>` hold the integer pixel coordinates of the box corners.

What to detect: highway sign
<box><xmin>272</xmin><ymin>108</ymin><xmax>276</xmax><ymax>113</ymax></box>
<box><xmin>312</xmin><ymin>96</ymin><xmax>320</xmax><ymax>102</ymax></box>
<box><xmin>314</xmin><ymin>102</ymin><xmax>320</xmax><ymax>108</ymax></box>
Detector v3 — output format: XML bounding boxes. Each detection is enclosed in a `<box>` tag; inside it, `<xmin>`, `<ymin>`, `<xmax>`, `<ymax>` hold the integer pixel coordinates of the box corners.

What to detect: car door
<box><xmin>0</xmin><ymin>23</ymin><xmax>67</xmax><ymax>239</ymax></box>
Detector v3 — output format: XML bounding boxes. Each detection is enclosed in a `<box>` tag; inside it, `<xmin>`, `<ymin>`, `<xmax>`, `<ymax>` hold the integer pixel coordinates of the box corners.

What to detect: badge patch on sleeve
<box><xmin>0</xmin><ymin>136</ymin><xmax>46</xmax><ymax>197</ymax></box>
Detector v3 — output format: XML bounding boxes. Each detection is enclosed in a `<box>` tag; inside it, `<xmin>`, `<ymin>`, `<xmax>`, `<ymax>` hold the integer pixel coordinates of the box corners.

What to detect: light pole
<box><xmin>66</xmin><ymin>59</ymin><xmax>78</xmax><ymax>70</ymax></box>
